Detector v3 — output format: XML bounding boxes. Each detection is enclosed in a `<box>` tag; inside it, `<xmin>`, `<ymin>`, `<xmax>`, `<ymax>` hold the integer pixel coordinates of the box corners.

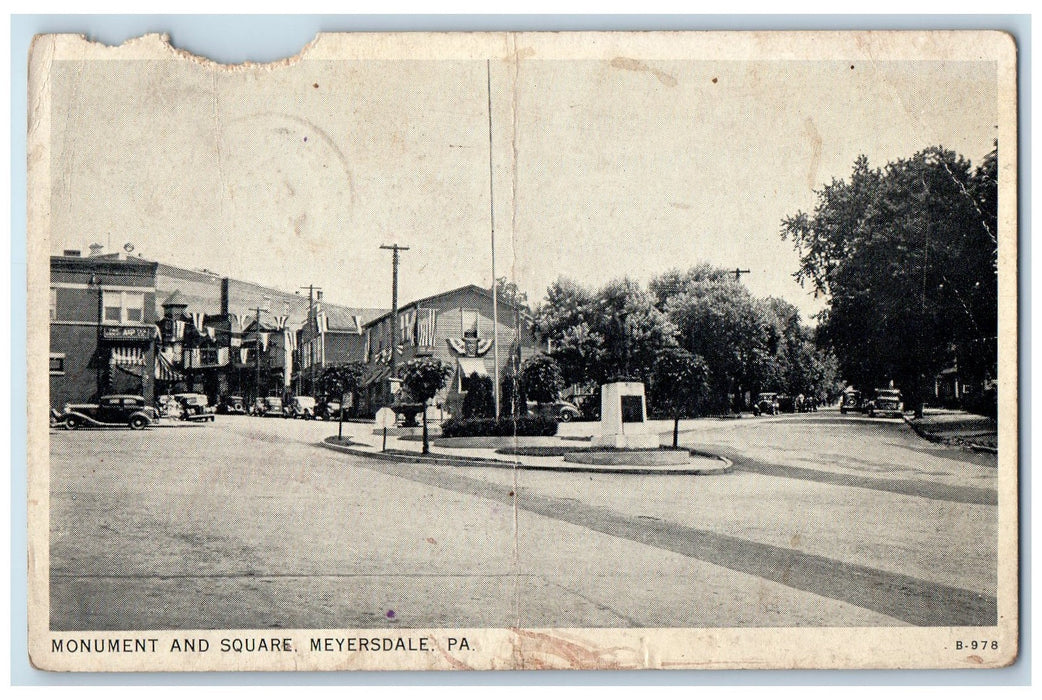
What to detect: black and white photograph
<box><xmin>26</xmin><ymin>30</ymin><xmax>1018</xmax><ymax>671</ymax></box>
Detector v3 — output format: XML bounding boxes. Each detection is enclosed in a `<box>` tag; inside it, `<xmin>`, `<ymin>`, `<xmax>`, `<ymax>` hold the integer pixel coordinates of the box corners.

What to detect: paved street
<box><xmin>49</xmin><ymin>411</ymin><xmax>996</xmax><ymax>631</ymax></box>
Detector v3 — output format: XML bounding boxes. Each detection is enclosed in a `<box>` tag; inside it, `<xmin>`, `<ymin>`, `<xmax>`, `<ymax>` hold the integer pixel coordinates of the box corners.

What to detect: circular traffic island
<box><xmin>495</xmin><ymin>444</ymin><xmax>732</xmax><ymax>474</ymax></box>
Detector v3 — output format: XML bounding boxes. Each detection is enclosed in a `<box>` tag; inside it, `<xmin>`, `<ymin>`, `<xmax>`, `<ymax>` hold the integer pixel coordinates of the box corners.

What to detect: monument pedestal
<box><xmin>592</xmin><ymin>381</ymin><xmax>660</xmax><ymax>450</ymax></box>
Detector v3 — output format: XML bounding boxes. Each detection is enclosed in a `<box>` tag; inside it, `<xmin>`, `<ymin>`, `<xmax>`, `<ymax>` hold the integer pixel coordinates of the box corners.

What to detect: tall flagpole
<box><xmin>488</xmin><ymin>59</ymin><xmax>501</xmax><ymax>418</ymax></box>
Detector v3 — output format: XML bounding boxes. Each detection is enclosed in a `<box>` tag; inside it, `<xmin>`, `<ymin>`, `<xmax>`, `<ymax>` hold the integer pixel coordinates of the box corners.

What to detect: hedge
<box><xmin>440</xmin><ymin>415</ymin><xmax>559</xmax><ymax>438</ymax></box>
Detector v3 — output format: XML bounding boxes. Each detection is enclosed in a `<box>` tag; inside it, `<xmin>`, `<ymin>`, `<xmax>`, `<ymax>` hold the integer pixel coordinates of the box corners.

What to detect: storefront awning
<box><xmin>155</xmin><ymin>351</ymin><xmax>184</xmax><ymax>381</ymax></box>
<box><xmin>457</xmin><ymin>357</ymin><xmax>489</xmax><ymax>378</ymax></box>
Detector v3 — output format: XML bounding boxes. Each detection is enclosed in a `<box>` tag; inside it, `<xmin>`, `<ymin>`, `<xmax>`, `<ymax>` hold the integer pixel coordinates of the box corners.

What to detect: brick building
<box><xmin>50</xmin><ymin>252</ymin><xmax>159</xmax><ymax>408</ymax></box>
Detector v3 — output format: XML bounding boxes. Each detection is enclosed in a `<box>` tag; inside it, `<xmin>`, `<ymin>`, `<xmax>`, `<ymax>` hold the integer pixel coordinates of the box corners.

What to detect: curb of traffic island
<box><xmin>319</xmin><ymin>437</ymin><xmax>733</xmax><ymax>475</ymax></box>
<box><xmin>902</xmin><ymin>416</ymin><xmax>999</xmax><ymax>454</ymax></box>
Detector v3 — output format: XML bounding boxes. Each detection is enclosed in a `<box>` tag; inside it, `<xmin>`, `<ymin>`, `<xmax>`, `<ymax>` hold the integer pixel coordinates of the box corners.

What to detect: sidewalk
<box><xmin>905</xmin><ymin>410</ymin><xmax>998</xmax><ymax>452</ymax></box>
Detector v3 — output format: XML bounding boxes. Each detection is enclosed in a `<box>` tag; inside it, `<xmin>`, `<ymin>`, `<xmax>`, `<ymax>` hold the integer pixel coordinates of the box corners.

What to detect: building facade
<box><xmin>50</xmin><ymin>253</ymin><xmax>159</xmax><ymax>408</ymax></box>
<box><xmin>294</xmin><ymin>301</ymin><xmax>386</xmax><ymax>398</ymax></box>
<box><xmin>359</xmin><ymin>284</ymin><xmax>539</xmax><ymax>417</ymax></box>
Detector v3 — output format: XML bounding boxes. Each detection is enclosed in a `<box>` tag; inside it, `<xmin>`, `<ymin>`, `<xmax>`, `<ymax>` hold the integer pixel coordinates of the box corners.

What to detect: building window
<box><xmin>49</xmin><ymin>353</ymin><xmax>65</xmax><ymax>375</ymax></box>
<box><xmin>49</xmin><ymin>288</ymin><xmax>57</xmax><ymax>321</ymax></box>
<box><xmin>461</xmin><ymin>308</ymin><xmax>479</xmax><ymax>338</ymax></box>
<box><xmin>102</xmin><ymin>291</ymin><xmax>146</xmax><ymax>324</ymax></box>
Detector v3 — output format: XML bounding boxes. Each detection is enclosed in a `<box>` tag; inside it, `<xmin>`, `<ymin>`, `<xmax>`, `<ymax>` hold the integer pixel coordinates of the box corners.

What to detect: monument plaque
<box><xmin>621</xmin><ymin>395</ymin><xmax>645</xmax><ymax>423</ymax></box>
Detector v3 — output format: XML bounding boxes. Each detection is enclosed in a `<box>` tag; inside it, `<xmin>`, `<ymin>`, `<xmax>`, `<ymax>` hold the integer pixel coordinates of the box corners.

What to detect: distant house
<box><xmin>359</xmin><ymin>284</ymin><xmax>539</xmax><ymax>417</ymax></box>
<box><xmin>294</xmin><ymin>300</ymin><xmax>387</xmax><ymax>397</ymax></box>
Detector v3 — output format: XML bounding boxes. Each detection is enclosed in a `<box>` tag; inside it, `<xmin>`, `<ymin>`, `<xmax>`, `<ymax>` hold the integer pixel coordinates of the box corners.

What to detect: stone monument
<box><xmin>592</xmin><ymin>381</ymin><xmax>660</xmax><ymax>449</ymax></box>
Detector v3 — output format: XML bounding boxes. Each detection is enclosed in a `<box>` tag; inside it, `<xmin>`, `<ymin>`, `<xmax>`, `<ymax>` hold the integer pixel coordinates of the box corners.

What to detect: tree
<box><xmin>650</xmin><ymin>347</ymin><xmax>710</xmax><ymax>447</ymax></box>
<box><xmin>519</xmin><ymin>354</ymin><xmax>564</xmax><ymax>405</ymax></box>
<box><xmin>653</xmin><ymin>266</ymin><xmax>770</xmax><ymax>412</ymax></box>
<box><xmin>534</xmin><ymin>276</ymin><xmax>677</xmax><ymax>387</ymax></box>
<box><xmin>461</xmin><ymin>373</ymin><xmax>496</xmax><ymax>419</ymax></box>
<box><xmin>318</xmin><ymin>362</ymin><xmax>366</xmax><ymax>440</ymax></box>
<box><xmin>400</xmin><ymin>358</ymin><xmax>453</xmax><ymax>454</ymax></box>
<box><xmin>781</xmin><ymin>146</ymin><xmax>998</xmax><ymax>416</ymax></box>
<box><xmin>495</xmin><ymin>277</ymin><xmax>531</xmax><ymax>312</ymax></box>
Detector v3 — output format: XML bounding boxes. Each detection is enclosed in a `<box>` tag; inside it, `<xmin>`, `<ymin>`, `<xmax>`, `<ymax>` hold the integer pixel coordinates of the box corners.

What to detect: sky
<box><xmin>47</xmin><ymin>37</ymin><xmax>998</xmax><ymax>322</ymax></box>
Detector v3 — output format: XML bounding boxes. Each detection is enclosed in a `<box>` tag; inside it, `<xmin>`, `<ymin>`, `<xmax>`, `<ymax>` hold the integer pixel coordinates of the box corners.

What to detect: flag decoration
<box><xmin>206</xmin><ymin>327</ymin><xmax>215</xmax><ymax>341</ymax></box>
<box><xmin>240</xmin><ymin>347</ymin><xmax>249</xmax><ymax>364</ymax></box>
<box><xmin>364</xmin><ymin>330</ymin><xmax>371</xmax><ymax>361</ymax></box>
<box><xmin>446</xmin><ymin>338</ymin><xmax>467</xmax><ymax>355</ymax></box>
<box><xmin>217</xmin><ymin>347</ymin><xmax>230</xmax><ymax>366</ymax></box>
<box><xmin>316</xmin><ymin>311</ymin><xmax>328</xmax><ymax>334</ymax></box>
<box><xmin>284</xmin><ymin>328</ymin><xmax>297</xmax><ymax>351</ymax></box>
<box><xmin>476</xmin><ymin>338</ymin><xmax>493</xmax><ymax>356</ymax></box>
<box><xmin>231</xmin><ymin>313</ymin><xmax>243</xmax><ymax>331</ymax></box>
<box><xmin>274</xmin><ymin>315</ymin><xmax>289</xmax><ymax>330</ymax></box>
<box><xmin>417</xmin><ymin>308</ymin><xmax>437</xmax><ymax>347</ymax></box>
<box><xmin>110</xmin><ymin>347</ymin><xmax>146</xmax><ymax>366</ymax></box>
<box><xmin>399</xmin><ymin>310</ymin><xmax>416</xmax><ymax>345</ymax></box>
<box><xmin>190</xmin><ymin>312</ymin><xmax>205</xmax><ymax>333</ymax></box>
<box><xmin>174</xmin><ymin>320</ymin><xmax>186</xmax><ymax>340</ymax></box>
<box><xmin>259</xmin><ymin>332</ymin><xmax>270</xmax><ymax>351</ymax></box>
<box><xmin>352</xmin><ymin>315</ymin><xmax>364</xmax><ymax>335</ymax></box>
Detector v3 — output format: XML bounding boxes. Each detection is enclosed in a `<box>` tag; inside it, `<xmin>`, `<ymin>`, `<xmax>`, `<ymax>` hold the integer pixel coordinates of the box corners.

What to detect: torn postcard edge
<box><xmin>27</xmin><ymin>30</ymin><xmax>1017</xmax><ymax>671</ymax></box>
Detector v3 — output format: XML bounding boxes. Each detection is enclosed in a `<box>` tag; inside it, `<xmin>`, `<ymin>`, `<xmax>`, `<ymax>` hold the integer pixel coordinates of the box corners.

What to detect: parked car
<box><xmin>752</xmin><ymin>392</ymin><xmax>780</xmax><ymax>416</ymax></box>
<box><xmin>252</xmin><ymin>396</ymin><xmax>283</xmax><ymax>417</ymax></box>
<box><xmin>173</xmin><ymin>393</ymin><xmax>216</xmax><ymax>422</ymax></box>
<box><xmin>315</xmin><ymin>397</ymin><xmax>343</xmax><ymax>421</ymax></box>
<box><xmin>58</xmin><ymin>394</ymin><xmax>158</xmax><ymax>430</ymax></box>
<box><xmin>839</xmin><ymin>390</ymin><xmax>864</xmax><ymax>414</ymax></box>
<box><xmin>554</xmin><ymin>399</ymin><xmax>582</xmax><ymax>422</ymax></box>
<box><xmin>867</xmin><ymin>388</ymin><xmax>904</xmax><ymax>418</ymax></box>
<box><xmin>566</xmin><ymin>392</ymin><xmax>601</xmax><ymax>421</ymax></box>
<box><xmin>526</xmin><ymin>400</ymin><xmax>583</xmax><ymax>422</ymax></box>
<box><xmin>217</xmin><ymin>395</ymin><xmax>247</xmax><ymax>415</ymax></box>
<box><xmin>287</xmin><ymin>396</ymin><xmax>317</xmax><ymax>419</ymax></box>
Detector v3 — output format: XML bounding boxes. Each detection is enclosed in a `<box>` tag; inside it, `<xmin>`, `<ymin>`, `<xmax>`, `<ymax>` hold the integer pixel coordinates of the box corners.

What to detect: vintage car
<box><xmin>287</xmin><ymin>396</ymin><xmax>317</xmax><ymax>419</ymax></box>
<box><xmin>315</xmin><ymin>397</ymin><xmax>343</xmax><ymax>421</ymax></box>
<box><xmin>217</xmin><ymin>395</ymin><xmax>247</xmax><ymax>415</ymax></box>
<box><xmin>525</xmin><ymin>399</ymin><xmax>583</xmax><ymax>422</ymax></box>
<box><xmin>751</xmin><ymin>392</ymin><xmax>780</xmax><ymax>416</ymax></box>
<box><xmin>866</xmin><ymin>388</ymin><xmax>904</xmax><ymax>418</ymax></box>
<box><xmin>173</xmin><ymin>393</ymin><xmax>216</xmax><ymax>422</ymax></box>
<box><xmin>554</xmin><ymin>399</ymin><xmax>583</xmax><ymax>422</ymax></box>
<box><xmin>839</xmin><ymin>390</ymin><xmax>864</xmax><ymax>414</ymax></box>
<box><xmin>58</xmin><ymin>394</ymin><xmax>158</xmax><ymax>430</ymax></box>
<box><xmin>252</xmin><ymin>396</ymin><xmax>283</xmax><ymax>417</ymax></box>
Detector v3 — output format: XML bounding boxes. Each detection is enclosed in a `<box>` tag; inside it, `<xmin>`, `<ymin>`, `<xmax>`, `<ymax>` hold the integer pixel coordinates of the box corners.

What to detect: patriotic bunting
<box><xmin>274</xmin><ymin>315</ymin><xmax>289</xmax><ymax>330</ymax></box>
<box><xmin>206</xmin><ymin>327</ymin><xmax>215</xmax><ymax>341</ymax></box>
<box><xmin>174</xmin><ymin>320</ymin><xmax>186</xmax><ymax>340</ymax></box>
<box><xmin>240</xmin><ymin>348</ymin><xmax>249</xmax><ymax>364</ymax></box>
<box><xmin>259</xmin><ymin>332</ymin><xmax>270</xmax><ymax>351</ymax></box>
<box><xmin>190</xmin><ymin>312</ymin><xmax>205</xmax><ymax>333</ymax></box>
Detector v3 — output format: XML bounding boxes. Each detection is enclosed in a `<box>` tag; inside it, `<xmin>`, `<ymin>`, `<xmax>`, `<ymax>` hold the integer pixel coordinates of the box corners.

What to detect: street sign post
<box><xmin>375</xmin><ymin>407</ymin><xmax>396</xmax><ymax>452</ymax></box>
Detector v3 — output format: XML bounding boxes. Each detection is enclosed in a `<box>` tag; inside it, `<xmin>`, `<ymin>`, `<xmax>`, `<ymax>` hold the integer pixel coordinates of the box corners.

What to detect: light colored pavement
<box><xmin>48</xmin><ymin>410</ymin><xmax>996</xmax><ymax>630</ymax></box>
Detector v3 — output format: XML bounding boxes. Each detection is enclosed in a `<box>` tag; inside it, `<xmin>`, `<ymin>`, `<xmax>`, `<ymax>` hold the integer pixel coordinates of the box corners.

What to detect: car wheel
<box><xmin>559</xmin><ymin>411</ymin><xmax>572</xmax><ymax>422</ymax></box>
<box><xmin>64</xmin><ymin>416</ymin><xmax>79</xmax><ymax>430</ymax></box>
<box><xmin>129</xmin><ymin>415</ymin><xmax>148</xmax><ymax>430</ymax></box>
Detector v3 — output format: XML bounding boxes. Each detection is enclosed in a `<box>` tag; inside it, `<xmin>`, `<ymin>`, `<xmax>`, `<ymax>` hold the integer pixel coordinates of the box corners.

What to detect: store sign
<box><xmin>102</xmin><ymin>325</ymin><xmax>153</xmax><ymax>341</ymax></box>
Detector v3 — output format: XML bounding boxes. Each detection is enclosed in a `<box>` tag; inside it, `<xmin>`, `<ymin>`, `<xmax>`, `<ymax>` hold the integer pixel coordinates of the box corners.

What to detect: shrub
<box><xmin>441</xmin><ymin>414</ymin><xmax>559</xmax><ymax>438</ymax></box>
<box><xmin>461</xmin><ymin>373</ymin><xmax>496</xmax><ymax>419</ymax></box>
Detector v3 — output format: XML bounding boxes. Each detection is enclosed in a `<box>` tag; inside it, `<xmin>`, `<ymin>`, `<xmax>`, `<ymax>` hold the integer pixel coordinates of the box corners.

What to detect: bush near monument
<box><xmin>461</xmin><ymin>373</ymin><xmax>496</xmax><ymax>419</ymax></box>
<box><xmin>441</xmin><ymin>415</ymin><xmax>559</xmax><ymax>438</ymax></box>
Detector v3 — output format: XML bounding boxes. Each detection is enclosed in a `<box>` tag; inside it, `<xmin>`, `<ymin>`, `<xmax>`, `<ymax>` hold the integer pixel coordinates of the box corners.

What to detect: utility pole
<box><xmin>299</xmin><ymin>285</ymin><xmax>322</xmax><ymax>395</ymax></box>
<box><xmin>732</xmin><ymin>268</ymin><xmax>751</xmax><ymax>282</ymax></box>
<box><xmin>380</xmin><ymin>244</ymin><xmax>409</xmax><ymax>378</ymax></box>
<box><xmin>251</xmin><ymin>297</ymin><xmax>270</xmax><ymax>405</ymax></box>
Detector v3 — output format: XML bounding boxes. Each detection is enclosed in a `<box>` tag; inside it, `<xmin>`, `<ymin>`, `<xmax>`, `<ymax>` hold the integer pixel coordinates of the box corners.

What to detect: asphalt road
<box><xmin>49</xmin><ymin>410</ymin><xmax>997</xmax><ymax>630</ymax></box>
